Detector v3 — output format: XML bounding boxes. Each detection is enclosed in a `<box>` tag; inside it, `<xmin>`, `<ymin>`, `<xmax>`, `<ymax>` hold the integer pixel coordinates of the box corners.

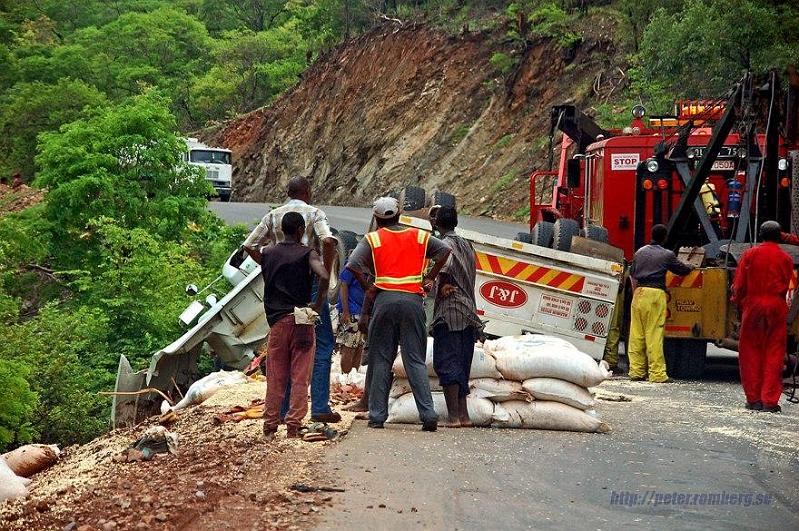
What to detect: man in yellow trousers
<box><xmin>628</xmin><ymin>225</ymin><xmax>694</xmax><ymax>382</ymax></box>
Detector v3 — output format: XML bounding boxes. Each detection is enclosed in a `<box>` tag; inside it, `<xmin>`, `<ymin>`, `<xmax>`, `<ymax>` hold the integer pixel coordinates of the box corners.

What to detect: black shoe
<box><xmin>311</xmin><ymin>411</ymin><xmax>342</xmax><ymax>423</ymax></box>
<box><xmin>745</xmin><ymin>401</ymin><xmax>763</xmax><ymax>411</ymax></box>
<box><xmin>367</xmin><ymin>421</ymin><xmax>384</xmax><ymax>429</ymax></box>
<box><xmin>421</xmin><ymin>420</ymin><xmax>438</xmax><ymax>432</ymax></box>
<box><xmin>629</xmin><ymin>376</ymin><xmax>644</xmax><ymax>381</ymax></box>
<box><xmin>762</xmin><ymin>405</ymin><xmax>781</xmax><ymax>413</ymax></box>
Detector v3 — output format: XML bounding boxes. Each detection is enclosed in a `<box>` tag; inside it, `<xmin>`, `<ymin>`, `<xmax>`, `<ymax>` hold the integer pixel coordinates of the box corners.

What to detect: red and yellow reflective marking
<box><xmin>666</xmin><ymin>270</ymin><xmax>703</xmax><ymax>288</ymax></box>
<box><xmin>475</xmin><ymin>251</ymin><xmax>585</xmax><ymax>293</ymax></box>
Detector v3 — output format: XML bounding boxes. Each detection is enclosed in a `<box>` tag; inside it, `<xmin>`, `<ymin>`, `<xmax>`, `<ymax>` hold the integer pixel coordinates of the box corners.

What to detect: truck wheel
<box><xmin>400</xmin><ymin>186</ymin><xmax>426</xmax><ymax>211</ymax></box>
<box><xmin>515</xmin><ymin>232</ymin><xmax>533</xmax><ymax>244</ymax></box>
<box><xmin>664</xmin><ymin>339</ymin><xmax>707</xmax><ymax>379</ymax></box>
<box><xmin>553</xmin><ymin>218</ymin><xmax>579</xmax><ymax>252</ymax></box>
<box><xmin>337</xmin><ymin>230</ymin><xmax>359</xmax><ymax>259</ymax></box>
<box><xmin>581</xmin><ymin>224</ymin><xmax>609</xmax><ymax>243</ymax></box>
<box><xmin>531</xmin><ymin>221</ymin><xmax>554</xmax><ymax>247</ymax></box>
<box><xmin>432</xmin><ymin>190</ymin><xmax>456</xmax><ymax>208</ymax></box>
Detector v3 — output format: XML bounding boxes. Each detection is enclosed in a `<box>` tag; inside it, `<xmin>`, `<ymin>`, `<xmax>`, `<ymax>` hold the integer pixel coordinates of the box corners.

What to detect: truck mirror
<box><xmin>567</xmin><ymin>159</ymin><xmax>581</xmax><ymax>188</ymax></box>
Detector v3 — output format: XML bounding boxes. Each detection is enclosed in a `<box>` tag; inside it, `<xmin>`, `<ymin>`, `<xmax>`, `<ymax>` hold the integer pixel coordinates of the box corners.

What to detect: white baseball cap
<box><xmin>373</xmin><ymin>196</ymin><xmax>400</xmax><ymax>219</ymax></box>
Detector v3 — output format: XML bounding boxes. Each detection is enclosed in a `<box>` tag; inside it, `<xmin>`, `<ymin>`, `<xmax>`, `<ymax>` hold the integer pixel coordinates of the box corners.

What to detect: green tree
<box><xmin>190</xmin><ymin>27</ymin><xmax>307</xmax><ymax>122</ymax></box>
<box><xmin>0</xmin><ymin>358</ymin><xmax>37</xmax><ymax>451</ymax></box>
<box><xmin>73</xmin><ymin>7</ymin><xmax>212</xmax><ymax>126</ymax></box>
<box><xmin>0</xmin><ymin>78</ymin><xmax>106</xmax><ymax>178</ymax></box>
<box><xmin>639</xmin><ymin>0</ymin><xmax>799</xmax><ymax>96</ymax></box>
<box><xmin>35</xmin><ymin>91</ymin><xmax>212</xmax><ymax>267</ymax></box>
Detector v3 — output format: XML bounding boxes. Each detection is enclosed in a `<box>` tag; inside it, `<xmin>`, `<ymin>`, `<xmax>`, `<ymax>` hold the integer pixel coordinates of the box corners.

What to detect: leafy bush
<box><xmin>0</xmin><ymin>358</ymin><xmax>37</xmax><ymax>451</ymax></box>
<box><xmin>490</xmin><ymin>52</ymin><xmax>516</xmax><ymax>75</ymax></box>
<box><xmin>528</xmin><ymin>3</ymin><xmax>582</xmax><ymax>48</ymax></box>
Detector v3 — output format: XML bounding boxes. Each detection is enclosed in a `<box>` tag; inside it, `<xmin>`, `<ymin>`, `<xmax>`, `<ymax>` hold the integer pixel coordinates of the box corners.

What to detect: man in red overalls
<box><xmin>732</xmin><ymin>220</ymin><xmax>793</xmax><ymax>413</ymax></box>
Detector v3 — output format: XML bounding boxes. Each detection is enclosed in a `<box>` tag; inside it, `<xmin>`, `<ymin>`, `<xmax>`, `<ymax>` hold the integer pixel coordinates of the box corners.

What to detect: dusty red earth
<box><xmin>203</xmin><ymin>18</ymin><xmax>627</xmax><ymax>219</ymax></box>
<box><xmin>0</xmin><ymin>183</ymin><xmax>44</xmax><ymax>217</ymax></box>
<box><xmin>0</xmin><ymin>383</ymin><xmax>359</xmax><ymax>531</ymax></box>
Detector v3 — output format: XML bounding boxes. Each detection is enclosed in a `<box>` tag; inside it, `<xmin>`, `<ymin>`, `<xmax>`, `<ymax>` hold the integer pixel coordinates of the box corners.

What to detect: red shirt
<box><xmin>732</xmin><ymin>242</ymin><xmax>793</xmax><ymax>305</ymax></box>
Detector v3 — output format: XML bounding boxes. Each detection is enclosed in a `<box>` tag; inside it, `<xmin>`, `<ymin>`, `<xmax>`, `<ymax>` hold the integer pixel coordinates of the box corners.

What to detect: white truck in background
<box><xmin>185</xmin><ymin>137</ymin><xmax>233</xmax><ymax>201</ymax></box>
<box><xmin>113</xmin><ymin>189</ymin><xmax>624</xmax><ymax>426</ymax></box>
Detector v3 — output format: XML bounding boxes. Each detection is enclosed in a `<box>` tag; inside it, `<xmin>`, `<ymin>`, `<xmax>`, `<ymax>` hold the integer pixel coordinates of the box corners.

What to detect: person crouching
<box><xmin>262</xmin><ymin>212</ymin><xmax>330</xmax><ymax>439</ymax></box>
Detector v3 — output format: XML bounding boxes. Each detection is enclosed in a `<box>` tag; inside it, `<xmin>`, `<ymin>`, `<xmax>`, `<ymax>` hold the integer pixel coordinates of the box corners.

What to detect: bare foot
<box><xmin>459</xmin><ymin>417</ymin><xmax>473</xmax><ymax>428</ymax></box>
<box><xmin>442</xmin><ymin>419</ymin><xmax>462</xmax><ymax>428</ymax></box>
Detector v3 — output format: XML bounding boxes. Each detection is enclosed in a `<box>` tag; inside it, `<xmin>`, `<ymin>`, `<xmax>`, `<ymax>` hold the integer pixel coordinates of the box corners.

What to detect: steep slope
<box><xmin>205</xmin><ymin>17</ymin><xmax>627</xmax><ymax>219</ymax></box>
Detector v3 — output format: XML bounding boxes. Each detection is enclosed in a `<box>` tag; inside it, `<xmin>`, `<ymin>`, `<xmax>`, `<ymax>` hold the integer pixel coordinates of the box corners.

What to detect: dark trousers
<box><xmin>368</xmin><ymin>291</ymin><xmax>436</xmax><ymax>424</ymax></box>
<box><xmin>432</xmin><ymin>324</ymin><xmax>475</xmax><ymax>397</ymax></box>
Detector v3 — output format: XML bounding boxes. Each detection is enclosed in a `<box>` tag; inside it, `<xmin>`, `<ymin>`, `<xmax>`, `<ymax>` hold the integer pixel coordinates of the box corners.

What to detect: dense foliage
<box><xmin>0</xmin><ymin>0</ymin><xmax>796</xmax><ymax>450</ymax></box>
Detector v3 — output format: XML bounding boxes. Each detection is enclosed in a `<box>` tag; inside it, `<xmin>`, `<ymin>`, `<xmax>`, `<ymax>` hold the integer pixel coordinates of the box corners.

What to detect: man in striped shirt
<box><xmin>244</xmin><ymin>176</ymin><xmax>342</xmax><ymax>423</ymax></box>
<box><xmin>430</xmin><ymin>206</ymin><xmax>482</xmax><ymax>427</ymax></box>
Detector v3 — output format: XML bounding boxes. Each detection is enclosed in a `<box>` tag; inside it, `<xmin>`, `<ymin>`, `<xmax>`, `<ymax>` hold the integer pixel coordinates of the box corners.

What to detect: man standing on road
<box><xmin>732</xmin><ymin>220</ymin><xmax>792</xmax><ymax>413</ymax></box>
<box><xmin>243</xmin><ymin>176</ymin><xmax>341</xmax><ymax>423</ymax></box>
<box><xmin>346</xmin><ymin>197</ymin><xmax>451</xmax><ymax>431</ymax></box>
<box><xmin>628</xmin><ymin>224</ymin><xmax>694</xmax><ymax>383</ymax></box>
<box><xmin>430</xmin><ymin>206</ymin><xmax>482</xmax><ymax>427</ymax></box>
<box><xmin>261</xmin><ymin>213</ymin><xmax>330</xmax><ymax>438</ymax></box>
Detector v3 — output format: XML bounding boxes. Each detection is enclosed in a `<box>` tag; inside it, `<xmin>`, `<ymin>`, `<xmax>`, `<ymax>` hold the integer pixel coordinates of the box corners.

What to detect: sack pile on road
<box><xmin>388</xmin><ymin>335</ymin><xmax>611</xmax><ymax>433</ymax></box>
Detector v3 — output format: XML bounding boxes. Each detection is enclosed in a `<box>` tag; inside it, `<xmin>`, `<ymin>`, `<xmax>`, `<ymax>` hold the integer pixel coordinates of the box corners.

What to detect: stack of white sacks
<box><xmin>388</xmin><ymin>335</ymin><xmax>611</xmax><ymax>433</ymax></box>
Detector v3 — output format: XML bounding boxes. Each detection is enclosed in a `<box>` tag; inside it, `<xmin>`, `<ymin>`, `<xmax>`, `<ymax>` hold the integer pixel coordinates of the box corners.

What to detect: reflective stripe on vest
<box><xmin>367</xmin><ymin>227</ymin><xmax>429</xmax><ymax>294</ymax></box>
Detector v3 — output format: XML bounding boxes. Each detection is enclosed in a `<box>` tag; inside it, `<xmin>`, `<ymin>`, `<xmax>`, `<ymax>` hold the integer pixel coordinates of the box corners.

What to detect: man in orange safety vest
<box><xmin>345</xmin><ymin>197</ymin><xmax>451</xmax><ymax>431</ymax></box>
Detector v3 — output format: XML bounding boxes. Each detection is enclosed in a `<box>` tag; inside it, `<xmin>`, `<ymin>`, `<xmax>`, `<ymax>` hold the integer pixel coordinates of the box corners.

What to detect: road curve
<box><xmin>208</xmin><ymin>202</ymin><xmax>528</xmax><ymax>240</ymax></box>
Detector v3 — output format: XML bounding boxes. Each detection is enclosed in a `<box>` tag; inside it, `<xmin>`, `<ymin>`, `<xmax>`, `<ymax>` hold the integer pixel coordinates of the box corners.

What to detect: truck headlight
<box><xmin>646</xmin><ymin>159</ymin><xmax>659</xmax><ymax>173</ymax></box>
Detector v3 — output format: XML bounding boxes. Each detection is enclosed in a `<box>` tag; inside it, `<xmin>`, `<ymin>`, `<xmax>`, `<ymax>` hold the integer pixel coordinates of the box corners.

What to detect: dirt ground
<box><xmin>0</xmin><ymin>183</ymin><xmax>44</xmax><ymax>217</ymax></box>
<box><xmin>0</xmin><ymin>381</ymin><xmax>359</xmax><ymax>531</ymax></box>
<box><xmin>203</xmin><ymin>17</ymin><xmax>629</xmax><ymax>219</ymax></box>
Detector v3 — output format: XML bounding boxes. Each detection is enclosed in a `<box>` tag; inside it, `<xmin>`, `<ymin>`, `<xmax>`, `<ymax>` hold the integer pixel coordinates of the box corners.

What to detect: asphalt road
<box><xmin>208</xmin><ymin>202</ymin><xmax>528</xmax><ymax>240</ymax></box>
<box><xmin>318</xmin><ymin>364</ymin><xmax>799</xmax><ymax>530</ymax></box>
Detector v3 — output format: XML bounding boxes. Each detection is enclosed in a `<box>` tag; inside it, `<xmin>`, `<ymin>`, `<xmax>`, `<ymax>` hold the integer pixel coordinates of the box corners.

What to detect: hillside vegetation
<box><xmin>0</xmin><ymin>1</ymin><xmax>797</xmax><ymax>451</ymax></box>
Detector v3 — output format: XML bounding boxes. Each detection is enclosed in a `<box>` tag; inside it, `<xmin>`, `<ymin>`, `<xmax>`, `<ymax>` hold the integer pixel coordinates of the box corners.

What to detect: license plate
<box><xmin>711</xmin><ymin>159</ymin><xmax>735</xmax><ymax>171</ymax></box>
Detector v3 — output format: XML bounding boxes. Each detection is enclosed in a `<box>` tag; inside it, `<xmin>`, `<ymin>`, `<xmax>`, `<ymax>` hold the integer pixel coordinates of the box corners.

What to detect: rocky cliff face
<box><xmin>204</xmin><ymin>19</ymin><xmax>625</xmax><ymax>219</ymax></box>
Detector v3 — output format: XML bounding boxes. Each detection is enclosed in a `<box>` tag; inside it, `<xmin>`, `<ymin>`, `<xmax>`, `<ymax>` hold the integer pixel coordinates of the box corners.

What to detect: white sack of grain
<box><xmin>392</xmin><ymin>340</ymin><xmax>501</xmax><ymax>379</ymax></box>
<box><xmin>389</xmin><ymin>377</ymin><xmax>442</xmax><ymax>398</ymax></box>
<box><xmin>492</xmin><ymin>400</ymin><xmax>610</xmax><ymax>433</ymax></box>
<box><xmin>0</xmin><ymin>456</ymin><xmax>28</xmax><ymax>502</ymax></box>
<box><xmin>485</xmin><ymin>336</ymin><xmax>611</xmax><ymax>386</ymax></box>
<box><xmin>522</xmin><ymin>378</ymin><xmax>595</xmax><ymax>410</ymax></box>
<box><xmin>164</xmin><ymin>370</ymin><xmax>249</xmax><ymax>413</ymax></box>
<box><xmin>469</xmin><ymin>378</ymin><xmax>531</xmax><ymax>402</ymax></box>
<box><xmin>484</xmin><ymin>334</ymin><xmax>579</xmax><ymax>355</ymax></box>
<box><xmin>386</xmin><ymin>392</ymin><xmax>499</xmax><ymax>426</ymax></box>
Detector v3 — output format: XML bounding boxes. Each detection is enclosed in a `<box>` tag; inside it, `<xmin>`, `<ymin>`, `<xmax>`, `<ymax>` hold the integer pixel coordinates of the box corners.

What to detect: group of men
<box><xmin>246</xmin><ymin>177</ymin><xmax>790</xmax><ymax>439</ymax></box>
<box><xmin>621</xmin><ymin>221</ymin><xmax>790</xmax><ymax>413</ymax></box>
<box><xmin>245</xmin><ymin>177</ymin><xmax>481</xmax><ymax>438</ymax></box>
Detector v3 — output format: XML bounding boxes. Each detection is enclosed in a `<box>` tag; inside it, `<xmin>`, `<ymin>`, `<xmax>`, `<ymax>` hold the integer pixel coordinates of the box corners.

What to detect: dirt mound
<box><xmin>0</xmin><ymin>382</ymin><xmax>358</xmax><ymax>530</ymax></box>
<box><xmin>204</xmin><ymin>19</ymin><xmax>626</xmax><ymax>219</ymax></box>
<box><xmin>0</xmin><ymin>184</ymin><xmax>44</xmax><ymax>217</ymax></box>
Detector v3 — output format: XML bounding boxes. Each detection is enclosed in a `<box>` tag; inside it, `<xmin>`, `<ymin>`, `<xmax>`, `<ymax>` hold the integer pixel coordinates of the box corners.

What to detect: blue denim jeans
<box><xmin>281</xmin><ymin>286</ymin><xmax>335</xmax><ymax>417</ymax></box>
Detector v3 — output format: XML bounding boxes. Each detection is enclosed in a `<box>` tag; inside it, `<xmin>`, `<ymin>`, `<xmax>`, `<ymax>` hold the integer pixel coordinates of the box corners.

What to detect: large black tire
<box><xmin>432</xmin><ymin>190</ymin><xmax>457</xmax><ymax>209</ymax></box>
<box><xmin>664</xmin><ymin>338</ymin><xmax>707</xmax><ymax>379</ymax></box>
<box><xmin>531</xmin><ymin>221</ymin><xmax>555</xmax><ymax>248</ymax></box>
<box><xmin>581</xmin><ymin>224</ymin><xmax>609</xmax><ymax>243</ymax></box>
<box><xmin>400</xmin><ymin>185</ymin><xmax>426</xmax><ymax>211</ymax></box>
<box><xmin>553</xmin><ymin>218</ymin><xmax>580</xmax><ymax>252</ymax></box>
<box><xmin>515</xmin><ymin>232</ymin><xmax>533</xmax><ymax>244</ymax></box>
<box><xmin>337</xmin><ymin>230</ymin><xmax>359</xmax><ymax>258</ymax></box>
